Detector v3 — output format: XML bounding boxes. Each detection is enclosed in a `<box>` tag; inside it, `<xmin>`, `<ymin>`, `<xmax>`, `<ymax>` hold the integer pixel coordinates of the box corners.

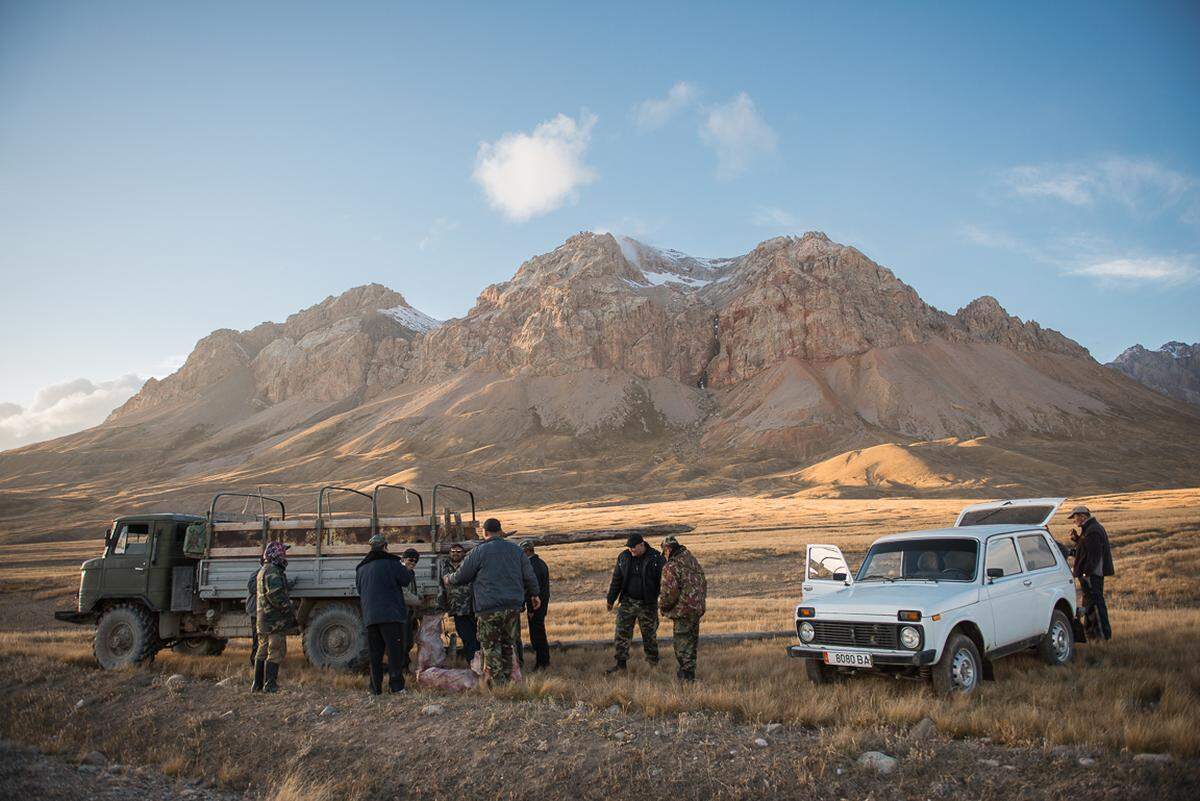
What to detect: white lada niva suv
<box><xmin>787</xmin><ymin>498</ymin><xmax>1081</xmax><ymax>695</ymax></box>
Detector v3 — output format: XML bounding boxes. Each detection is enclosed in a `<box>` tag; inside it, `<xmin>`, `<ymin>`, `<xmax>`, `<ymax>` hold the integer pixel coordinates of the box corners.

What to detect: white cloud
<box><xmin>632</xmin><ymin>81</ymin><xmax>698</xmax><ymax>131</ymax></box>
<box><xmin>999</xmin><ymin>156</ymin><xmax>1194</xmax><ymax>211</ymax></box>
<box><xmin>1069</xmin><ymin>256</ymin><xmax>1198</xmax><ymax>285</ymax></box>
<box><xmin>752</xmin><ymin>206</ymin><xmax>798</xmax><ymax>227</ymax></box>
<box><xmin>700</xmin><ymin>92</ymin><xmax>777</xmax><ymax>180</ymax></box>
<box><xmin>418</xmin><ymin>217</ymin><xmax>460</xmax><ymax>251</ymax></box>
<box><xmin>472</xmin><ymin>112</ymin><xmax>598</xmax><ymax>222</ymax></box>
<box><xmin>0</xmin><ymin>374</ymin><xmax>146</xmax><ymax>451</ymax></box>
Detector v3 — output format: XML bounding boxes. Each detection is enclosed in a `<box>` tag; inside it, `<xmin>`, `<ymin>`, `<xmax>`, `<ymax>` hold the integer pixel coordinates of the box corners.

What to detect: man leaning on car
<box><xmin>1068</xmin><ymin>505</ymin><xmax>1114</xmax><ymax>640</ymax></box>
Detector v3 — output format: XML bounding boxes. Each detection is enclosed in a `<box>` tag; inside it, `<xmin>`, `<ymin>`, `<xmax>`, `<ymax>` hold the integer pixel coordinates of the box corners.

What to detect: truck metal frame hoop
<box><xmin>316</xmin><ymin>486</ymin><xmax>374</xmax><ymax>556</ymax></box>
<box><xmin>430</xmin><ymin>483</ymin><xmax>475</xmax><ymax>548</ymax></box>
<box><xmin>205</xmin><ymin>492</ymin><xmax>286</xmax><ymax>558</ymax></box>
<box><xmin>371</xmin><ymin>484</ymin><xmax>425</xmax><ymax>533</ymax></box>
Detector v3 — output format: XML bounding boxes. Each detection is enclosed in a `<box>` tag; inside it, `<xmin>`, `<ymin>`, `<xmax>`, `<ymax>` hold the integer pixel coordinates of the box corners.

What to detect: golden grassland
<box><xmin>0</xmin><ymin>486</ymin><xmax>1198</xmax><ymax>782</ymax></box>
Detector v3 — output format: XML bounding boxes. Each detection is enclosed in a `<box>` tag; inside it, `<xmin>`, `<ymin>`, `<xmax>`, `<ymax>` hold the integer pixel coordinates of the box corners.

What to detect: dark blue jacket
<box><xmin>447</xmin><ymin>536</ymin><xmax>540</xmax><ymax>615</ymax></box>
<box><xmin>355</xmin><ymin>550</ymin><xmax>414</xmax><ymax>626</ymax></box>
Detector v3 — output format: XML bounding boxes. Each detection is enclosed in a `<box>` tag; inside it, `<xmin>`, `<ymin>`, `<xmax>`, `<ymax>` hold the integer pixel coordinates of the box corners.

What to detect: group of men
<box><xmin>244</xmin><ymin>518</ymin><xmax>709</xmax><ymax>693</ymax></box>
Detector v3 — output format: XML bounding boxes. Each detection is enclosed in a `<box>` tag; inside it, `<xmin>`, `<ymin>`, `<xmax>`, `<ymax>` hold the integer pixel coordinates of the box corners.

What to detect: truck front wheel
<box><xmin>172</xmin><ymin>637</ymin><xmax>228</xmax><ymax>657</ymax></box>
<box><xmin>302</xmin><ymin>603</ymin><xmax>368</xmax><ymax>670</ymax></box>
<box><xmin>94</xmin><ymin>603</ymin><xmax>159</xmax><ymax>669</ymax></box>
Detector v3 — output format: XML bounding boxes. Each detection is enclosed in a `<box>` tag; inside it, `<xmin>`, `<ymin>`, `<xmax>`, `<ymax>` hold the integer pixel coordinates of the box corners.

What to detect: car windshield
<box><xmin>857</xmin><ymin>538</ymin><xmax>979</xmax><ymax>583</ymax></box>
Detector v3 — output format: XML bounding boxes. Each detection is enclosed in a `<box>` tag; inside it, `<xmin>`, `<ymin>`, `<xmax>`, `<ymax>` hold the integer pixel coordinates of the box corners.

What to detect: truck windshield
<box><xmin>857</xmin><ymin>538</ymin><xmax>978</xmax><ymax>583</ymax></box>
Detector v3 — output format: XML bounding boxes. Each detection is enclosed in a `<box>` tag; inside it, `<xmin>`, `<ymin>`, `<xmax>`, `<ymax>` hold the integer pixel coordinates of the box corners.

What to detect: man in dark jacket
<box><xmin>400</xmin><ymin>548</ymin><xmax>422</xmax><ymax>672</ymax></box>
<box><xmin>444</xmin><ymin>518</ymin><xmax>540</xmax><ymax>686</ymax></box>
<box><xmin>1069</xmin><ymin>505</ymin><xmax>1114</xmax><ymax>640</ymax></box>
<box><xmin>521</xmin><ymin>540</ymin><xmax>551</xmax><ymax>671</ymax></box>
<box><xmin>605</xmin><ymin>534</ymin><xmax>664</xmax><ymax>673</ymax></box>
<box><xmin>355</xmin><ymin>535</ymin><xmax>414</xmax><ymax>693</ymax></box>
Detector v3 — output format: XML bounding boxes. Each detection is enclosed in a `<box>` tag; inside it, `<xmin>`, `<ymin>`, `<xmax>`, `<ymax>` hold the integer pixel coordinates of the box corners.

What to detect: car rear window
<box><xmin>1018</xmin><ymin>533</ymin><xmax>1058</xmax><ymax>571</ymax></box>
<box><xmin>959</xmin><ymin>506</ymin><xmax>1057</xmax><ymax>526</ymax></box>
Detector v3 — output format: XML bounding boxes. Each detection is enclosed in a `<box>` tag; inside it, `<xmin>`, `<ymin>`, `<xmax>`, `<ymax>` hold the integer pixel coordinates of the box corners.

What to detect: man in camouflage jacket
<box><xmin>658</xmin><ymin>536</ymin><xmax>707</xmax><ymax>681</ymax></box>
<box><xmin>252</xmin><ymin>541</ymin><xmax>296</xmax><ymax>693</ymax></box>
<box><xmin>438</xmin><ymin>543</ymin><xmax>479</xmax><ymax>662</ymax></box>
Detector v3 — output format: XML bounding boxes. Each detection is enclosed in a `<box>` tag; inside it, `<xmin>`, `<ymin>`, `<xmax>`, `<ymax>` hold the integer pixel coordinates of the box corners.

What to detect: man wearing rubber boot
<box><xmin>251</xmin><ymin>541</ymin><xmax>296</xmax><ymax>693</ymax></box>
<box><xmin>605</xmin><ymin>533</ymin><xmax>664</xmax><ymax>673</ymax></box>
<box><xmin>659</xmin><ymin>535</ymin><xmax>707</xmax><ymax>682</ymax></box>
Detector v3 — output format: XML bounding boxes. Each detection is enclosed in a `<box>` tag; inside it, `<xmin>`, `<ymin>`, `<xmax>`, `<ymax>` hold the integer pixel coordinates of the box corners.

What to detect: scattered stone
<box><xmin>979</xmin><ymin>759</ymin><xmax>1000</xmax><ymax>768</ymax></box>
<box><xmin>319</xmin><ymin>705</ymin><xmax>338</xmax><ymax>717</ymax></box>
<box><xmin>857</xmin><ymin>751</ymin><xmax>898</xmax><ymax>775</ymax></box>
<box><xmin>1133</xmin><ymin>753</ymin><xmax>1172</xmax><ymax>764</ymax></box>
<box><xmin>421</xmin><ymin>703</ymin><xmax>446</xmax><ymax>717</ymax></box>
<box><xmin>79</xmin><ymin>751</ymin><xmax>106</xmax><ymax>766</ymax></box>
<box><xmin>1078</xmin><ymin>757</ymin><xmax>1096</xmax><ymax>767</ymax></box>
<box><xmin>77</xmin><ymin>764</ymin><xmax>100</xmax><ymax>774</ymax></box>
<box><xmin>835</xmin><ymin>767</ymin><xmax>844</xmax><ymax>776</ymax></box>
<box><xmin>535</xmin><ymin>740</ymin><xmax>549</xmax><ymax>752</ymax></box>
<box><xmin>764</xmin><ymin>722</ymin><xmax>783</xmax><ymax>734</ymax></box>
<box><xmin>909</xmin><ymin>716</ymin><xmax>936</xmax><ymax>741</ymax></box>
<box><xmin>74</xmin><ymin>698</ymin><xmax>87</xmax><ymax>710</ymax></box>
<box><xmin>753</xmin><ymin>738</ymin><xmax>769</xmax><ymax>748</ymax></box>
<box><xmin>607</xmin><ymin>704</ymin><xmax>621</xmax><ymax>715</ymax></box>
<box><xmin>165</xmin><ymin>674</ymin><xmax>186</xmax><ymax>691</ymax></box>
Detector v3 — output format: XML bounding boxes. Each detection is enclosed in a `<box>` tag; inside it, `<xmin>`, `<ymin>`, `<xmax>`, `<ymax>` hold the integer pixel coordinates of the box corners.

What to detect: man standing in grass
<box><xmin>439</xmin><ymin>542</ymin><xmax>478</xmax><ymax>662</ymax></box>
<box><xmin>251</xmin><ymin>541</ymin><xmax>296</xmax><ymax>693</ymax></box>
<box><xmin>659</xmin><ymin>535</ymin><xmax>707</xmax><ymax>682</ymax></box>
<box><xmin>1069</xmin><ymin>505</ymin><xmax>1114</xmax><ymax>640</ymax></box>
<box><xmin>521</xmin><ymin>540</ymin><xmax>551</xmax><ymax>672</ymax></box>
<box><xmin>605</xmin><ymin>533</ymin><xmax>664</xmax><ymax>673</ymax></box>
<box><xmin>355</xmin><ymin>534</ymin><xmax>413</xmax><ymax>694</ymax></box>
<box><xmin>444</xmin><ymin>518</ymin><xmax>540</xmax><ymax>686</ymax></box>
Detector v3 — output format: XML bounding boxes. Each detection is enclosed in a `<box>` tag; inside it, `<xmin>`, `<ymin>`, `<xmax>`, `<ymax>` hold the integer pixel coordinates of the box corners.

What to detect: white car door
<box><xmin>1015</xmin><ymin>530</ymin><xmax>1065</xmax><ymax>631</ymax></box>
<box><xmin>802</xmin><ymin>544</ymin><xmax>853</xmax><ymax>599</ymax></box>
<box><xmin>983</xmin><ymin>536</ymin><xmax>1043</xmax><ymax>648</ymax></box>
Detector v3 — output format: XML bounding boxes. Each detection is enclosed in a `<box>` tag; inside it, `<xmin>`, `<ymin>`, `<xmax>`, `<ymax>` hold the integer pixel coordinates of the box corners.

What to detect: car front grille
<box><xmin>803</xmin><ymin>620</ymin><xmax>900</xmax><ymax>649</ymax></box>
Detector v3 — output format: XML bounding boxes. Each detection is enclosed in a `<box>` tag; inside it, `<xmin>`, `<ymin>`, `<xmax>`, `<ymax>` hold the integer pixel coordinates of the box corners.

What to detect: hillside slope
<box><xmin>2</xmin><ymin>232</ymin><xmax>1198</xmax><ymax>542</ymax></box>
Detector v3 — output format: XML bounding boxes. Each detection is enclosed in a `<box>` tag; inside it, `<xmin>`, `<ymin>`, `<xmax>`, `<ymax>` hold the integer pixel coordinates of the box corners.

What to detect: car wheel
<box><xmin>804</xmin><ymin>657</ymin><xmax>838</xmax><ymax>684</ymax></box>
<box><xmin>1037</xmin><ymin>610</ymin><xmax>1074</xmax><ymax>666</ymax></box>
<box><xmin>931</xmin><ymin>632</ymin><xmax>981</xmax><ymax>696</ymax></box>
<box><xmin>94</xmin><ymin>603</ymin><xmax>159</xmax><ymax>670</ymax></box>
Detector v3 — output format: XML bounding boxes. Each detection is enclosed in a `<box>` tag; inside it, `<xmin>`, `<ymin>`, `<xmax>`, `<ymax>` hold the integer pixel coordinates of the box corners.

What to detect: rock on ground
<box><xmin>858</xmin><ymin>751</ymin><xmax>898</xmax><ymax>775</ymax></box>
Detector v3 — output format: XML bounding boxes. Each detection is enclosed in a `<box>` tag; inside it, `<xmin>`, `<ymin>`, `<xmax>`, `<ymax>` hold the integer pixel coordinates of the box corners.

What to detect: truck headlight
<box><xmin>799</xmin><ymin>621</ymin><xmax>815</xmax><ymax>642</ymax></box>
<box><xmin>900</xmin><ymin>625</ymin><xmax>920</xmax><ymax>650</ymax></box>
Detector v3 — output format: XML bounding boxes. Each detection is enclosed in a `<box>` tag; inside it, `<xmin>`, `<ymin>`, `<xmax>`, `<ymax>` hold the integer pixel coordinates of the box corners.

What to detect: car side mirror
<box><xmin>986</xmin><ymin>567</ymin><xmax>1004</xmax><ymax>582</ymax></box>
<box><xmin>833</xmin><ymin>571</ymin><xmax>847</xmax><ymax>582</ymax></box>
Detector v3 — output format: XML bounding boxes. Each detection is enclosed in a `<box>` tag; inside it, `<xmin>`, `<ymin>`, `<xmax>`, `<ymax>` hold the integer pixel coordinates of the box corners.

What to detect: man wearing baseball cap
<box><xmin>604</xmin><ymin>533</ymin><xmax>664</xmax><ymax>673</ymax></box>
<box><xmin>1067</xmin><ymin>505</ymin><xmax>1114</xmax><ymax>640</ymax></box>
<box><xmin>355</xmin><ymin>534</ymin><xmax>415</xmax><ymax>694</ymax></box>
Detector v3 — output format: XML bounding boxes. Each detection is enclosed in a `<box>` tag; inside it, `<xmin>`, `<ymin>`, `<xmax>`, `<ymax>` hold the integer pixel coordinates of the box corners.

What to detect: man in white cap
<box><xmin>1068</xmin><ymin>505</ymin><xmax>1114</xmax><ymax>640</ymax></box>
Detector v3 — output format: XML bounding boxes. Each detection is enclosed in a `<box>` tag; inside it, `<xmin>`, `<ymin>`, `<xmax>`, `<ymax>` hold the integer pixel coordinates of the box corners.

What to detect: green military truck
<box><xmin>55</xmin><ymin>484</ymin><xmax>479</xmax><ymax>670</ymax></box>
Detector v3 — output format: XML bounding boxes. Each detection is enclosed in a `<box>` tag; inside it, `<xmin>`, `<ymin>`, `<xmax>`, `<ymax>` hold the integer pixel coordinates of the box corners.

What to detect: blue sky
<box><xmin>1</xmin><ymin>1</ymin><xmax>1198</xmax><ymax>447</ymax></box>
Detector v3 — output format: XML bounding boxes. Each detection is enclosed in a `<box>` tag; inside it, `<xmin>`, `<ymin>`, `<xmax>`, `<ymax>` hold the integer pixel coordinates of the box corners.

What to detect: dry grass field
<box><xmin>0</xmin><ymin>488</ymin><xmax>1198</xmax><ymax>799</ymax></box>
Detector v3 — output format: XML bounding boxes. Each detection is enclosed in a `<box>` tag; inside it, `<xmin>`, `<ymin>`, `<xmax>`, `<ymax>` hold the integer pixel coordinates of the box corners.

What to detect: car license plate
<box><xmin>824</xmin><ymin>650</ymin><xmax>872</xmax><ymax>667</ymax></box>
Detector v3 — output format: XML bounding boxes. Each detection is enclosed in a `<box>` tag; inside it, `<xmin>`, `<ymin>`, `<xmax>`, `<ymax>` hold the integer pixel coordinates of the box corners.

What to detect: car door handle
<box><xmin>134</xmin><ymin>566</ymin><xmax>145</xmax><ymax>572</ymax></box>
<box><xmin>1022</xmin><ymin>579</ymin><xmax>1032</xmax><ymax>586</ymax></box>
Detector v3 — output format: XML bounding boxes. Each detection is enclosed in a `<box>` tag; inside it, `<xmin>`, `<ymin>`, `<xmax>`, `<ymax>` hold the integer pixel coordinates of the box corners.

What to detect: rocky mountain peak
<box><xmin>954</xmin><ymin>296</ymin><xmax>1089</xmax><ymax>358</ymax></box>
<box><xmin>1108</xmin><ymin>341</ymin><xmax>1199</xmax><ymax>405</ymax></box>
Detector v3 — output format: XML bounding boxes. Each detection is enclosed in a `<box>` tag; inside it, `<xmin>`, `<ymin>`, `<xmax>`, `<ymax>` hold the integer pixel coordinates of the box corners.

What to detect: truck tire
<box><xmin>302</xmin><ymin>603</ymin><xmax>368</xmax><ymax>670</ymax></box>
<box><xmin>931</xmin><ymin>632</ymin><xmax>982</xmax><ymax>696</ymax></box>
<box><xmin>94</xmin><ymin>603</ymin><xmax>159</xmax><ymax>669</ymax></box>
<box><xmin>804</xmin><ymin>657</ymin><xmax>838</xmax><ymax>684</ymax></box>
<box><xmin>172</xmin><ymin>637</ymin><xmax>228</xmax><ymax>657</ymax></box>
<box><xmin>1037</xmin><ymin>609</ymin><xmax>1074</xmax><ymax>666</ymax></box>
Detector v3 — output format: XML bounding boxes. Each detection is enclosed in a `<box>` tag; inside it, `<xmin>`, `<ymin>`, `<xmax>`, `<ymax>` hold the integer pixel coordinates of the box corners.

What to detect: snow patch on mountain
<box><xmin>380</xmin><ymin>304</ymin><xmax>443</xmax><ymax>333</ymax></box>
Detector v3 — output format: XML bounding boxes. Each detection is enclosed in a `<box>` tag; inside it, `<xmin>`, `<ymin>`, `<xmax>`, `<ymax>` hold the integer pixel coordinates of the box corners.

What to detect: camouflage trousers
<box><xmin>671</xmin><ymin>616</ymin><xmax>701</xmax><ymax>675</ymax></box>
<box><xmin>255</xmin><ymin>632</ymin><xmax>287</xmax><ymax>665</ymax></box>
<box><xmin>614</xmin><ymin>599</ymin><xmax>659</xmax><ymax>662</ymax></box>
<box><xmin>476</xmin><ymin>609</ymin><xmax>520</xmax><ymax>685</ymax></box>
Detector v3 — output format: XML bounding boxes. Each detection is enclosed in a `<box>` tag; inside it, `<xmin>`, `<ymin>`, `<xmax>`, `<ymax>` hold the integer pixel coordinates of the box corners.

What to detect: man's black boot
<box><xmin>263</xmin><ymin>661</ymin><xmax>280</xmax><ymax>693</ymax></box>
<box><xmin>250</xmin><ymin>660</ymin><xmax>265</xmax><ymax>693</ymax></box>
<box><xmin>604</xmin><ymin>659</ymin><xmax>627</xmax><ymax>674</ymax></box>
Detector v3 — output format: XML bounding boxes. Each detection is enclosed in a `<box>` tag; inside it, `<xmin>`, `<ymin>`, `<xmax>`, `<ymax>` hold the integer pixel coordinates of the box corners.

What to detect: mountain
<box><xmin>2</xmin><ymin>232</ymin><xmax>1198</xmax><ymax>542</ymax></box>
<box><xmin>1107</xmin><ymin>342</ymin><xmax>1200</xmax><ymax>406</ymax></box>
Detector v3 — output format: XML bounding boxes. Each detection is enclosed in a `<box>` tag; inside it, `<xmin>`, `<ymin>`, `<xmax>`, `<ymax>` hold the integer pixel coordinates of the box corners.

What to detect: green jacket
<box><xmin>659</xmin><ymin>545</ymin><xmax>707</xmax><ymax>620</ymax></box>
<box><xmin>255</xmin><ymin>563</ymin><xmax>295</xmax><ymax>635</ymax></box>
<box><xmin>439</xmin><ymin>556</ymin><xmax>473</xmax><ymax>615</ymax></box>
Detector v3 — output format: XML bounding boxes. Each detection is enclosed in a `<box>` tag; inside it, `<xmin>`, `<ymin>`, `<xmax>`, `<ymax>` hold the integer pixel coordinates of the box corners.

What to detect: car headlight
<box><xmin>799</xmin><ymin>621</ymin><xmax>815</xmax><ymax>642</ymax></box>
<box><xmin>899</xmin><ymin>625</ymin><xmax>920</xmax><ymax>650</ymax></box>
